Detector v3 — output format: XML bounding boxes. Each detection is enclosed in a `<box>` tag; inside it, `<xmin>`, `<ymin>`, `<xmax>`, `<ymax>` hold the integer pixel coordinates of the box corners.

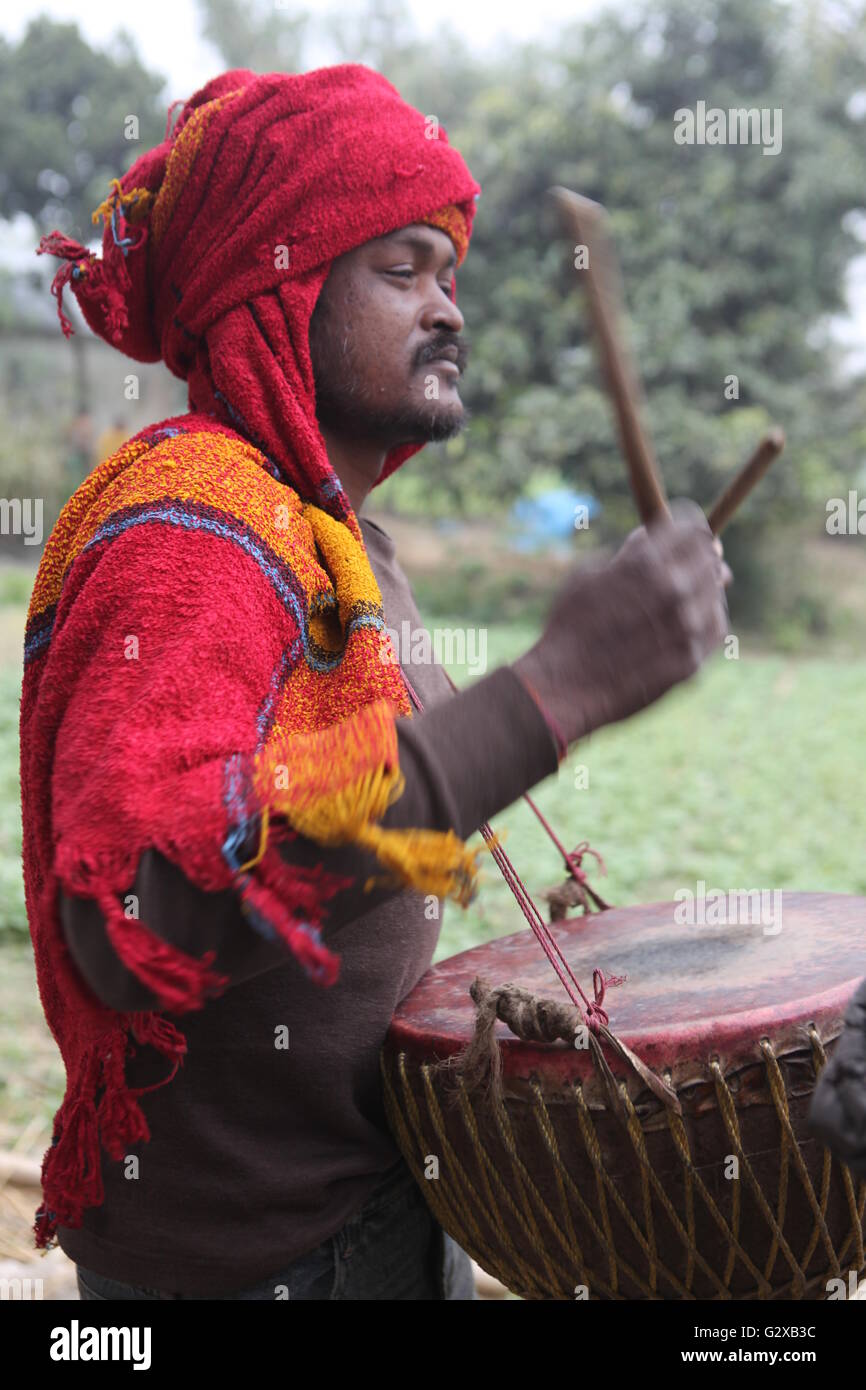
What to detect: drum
<box><xmin>381</xmin><ymin>892</ymin><xmax>866</xmax><ymax>1300</ymax></box>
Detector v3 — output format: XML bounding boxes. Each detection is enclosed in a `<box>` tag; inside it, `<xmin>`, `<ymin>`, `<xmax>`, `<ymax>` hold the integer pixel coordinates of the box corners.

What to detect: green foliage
<box><xmin>421</xmin><ymin>0</ymin><xmax>866</xmax><ymax>528</ymax></box>
<box><xmin>433</xmin><ymin>630</ymin><xmax>866</xmax><ymax>960</ymax></box>
<box><xmin>198</xmin><ymin>0</ymin><xmax>307</xmax><ymax>73</ymax></box>
<box><xmin>200</xmin><ymin>0</ymin><xmax>866</xmax><ymax>623</ymax></box>
<box><xmin>0</xmin><ymin>18</ymin><xmax>167</xmax><ymax>240</ymax></box>
<box><xmin>2</xmin><ymin>0</ymin><xmax>864</xmax><ymax>640</ymax></box>
<box><xmin>410</xmin><ymin>562</ymin><xmax>553</xmax><ymax>626</ymax></box>
<box><xmin>375</xmin><ymin>0</ymin><xmax>866</xmax><ymax>638</ymax></box>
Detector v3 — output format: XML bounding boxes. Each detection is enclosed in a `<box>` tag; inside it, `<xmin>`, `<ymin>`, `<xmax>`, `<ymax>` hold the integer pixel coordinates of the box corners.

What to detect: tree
<box><xmin>198</xmin><ymin>0</ymin><xmax>866</xmax><ymax>544</ymax></box>
<box><xmin>0</xmin><ymin>18</ymin><xmax>167</xmax><ymax>242</ymax></box>
<box><xmin>197</xmin><ymin>0</ymin><xmax>307</xmax><ymax>74</ymax></box>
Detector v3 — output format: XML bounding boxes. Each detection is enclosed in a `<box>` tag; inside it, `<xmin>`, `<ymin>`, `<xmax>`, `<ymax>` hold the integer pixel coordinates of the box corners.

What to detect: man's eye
<box><xmin>385</xmin><ymin>270</ymin><xmax>453</xmax><ymax>295</ymax></box>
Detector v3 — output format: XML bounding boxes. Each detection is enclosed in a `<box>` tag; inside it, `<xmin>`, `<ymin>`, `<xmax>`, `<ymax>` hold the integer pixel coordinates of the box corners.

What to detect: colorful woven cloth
<box><xmin>24</xmin><ymin>65</ymin><xmax>481</xmax><ymax>1249</ymax></box>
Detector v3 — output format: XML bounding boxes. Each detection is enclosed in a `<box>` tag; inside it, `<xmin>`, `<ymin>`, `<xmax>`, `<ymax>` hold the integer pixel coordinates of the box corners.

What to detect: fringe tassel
<box><xmin>355</xmin><ymin>821</ymin><xmax>483</xmax><ymax>907</ymax></box>
<box><xmin>35</xmin><ymin>1015</ymin><xmax>193</xmax><ymax>1247</ymax></box>
<box><xmin>96</xmin><ymin>1040</ymin><xmax>152</xmax><ymax>1161</ymax></box>
<box><xmin>237</xmin><ymin>842</ymin><xmax>344</xmax><ymax>984</ymax></box>
<box><xmin>36</xmin><ymin>232</ymin><xmax>96</xmax><ymax>338</ymax></box>
<box><xmin>91</xmin><ymin>178</ymin><xmax>155</xmax><ymax>227</ymax></box>
<box><xmin>268</xmin><ymin>762</ymin><xmax>484</xmax><ymax>910</ymax></box>
<box><xmin>36</xmin><ymin>216</ymin><xmax>138</xmax><ymax>346</ymax></box>
<box><xmin>130</xmin><ymin>1013</ymin><xmax>188</xmax><ymax>1062</ymax></box>
<box><xmin>97</xmin><ymin>887</ymin><xmax>228</xmax><ymax>1013</ymax></box>
<box><xmin>34</xmin><ymin>1048</ymin><xmax>104</xmax><ymax>1249</ymax></box>
<box><xmin>54</xmin><ymin>841</ymin><xmax>230</xmax><ymax>1015</ymax></box>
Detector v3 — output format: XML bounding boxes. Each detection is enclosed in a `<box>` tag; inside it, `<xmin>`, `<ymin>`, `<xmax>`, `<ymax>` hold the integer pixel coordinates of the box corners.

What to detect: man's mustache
<box><xmin>415</xmin><ymin>335</ymin><xmax>470</xmax><ymax>373</ymax></box>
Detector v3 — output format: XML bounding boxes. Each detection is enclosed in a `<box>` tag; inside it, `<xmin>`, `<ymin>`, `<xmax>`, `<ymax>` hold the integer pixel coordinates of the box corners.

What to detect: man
<box><xmin>26</xmin><ymin>64</ymin><xmax>728</xmax><ymax>1301</ymax></box>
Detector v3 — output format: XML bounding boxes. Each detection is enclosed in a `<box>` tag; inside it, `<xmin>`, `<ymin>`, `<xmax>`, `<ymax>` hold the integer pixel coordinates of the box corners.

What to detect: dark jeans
<box><xmin>75</xmin><ymin>1160</ymin><xmax>477</xmax><ymax>1301</ymax></box>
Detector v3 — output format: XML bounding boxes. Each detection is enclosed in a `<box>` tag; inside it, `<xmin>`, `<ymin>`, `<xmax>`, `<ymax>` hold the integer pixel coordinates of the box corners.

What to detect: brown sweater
<box><xmin>55</xmin><ymin>515</ymin><xmax>559</xmax><ymax>1294</ymax></box>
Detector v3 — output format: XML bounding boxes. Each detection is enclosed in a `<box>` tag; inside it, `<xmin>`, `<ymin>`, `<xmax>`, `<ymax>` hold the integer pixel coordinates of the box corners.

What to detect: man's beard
<box><xmin>309</xmin><ymin>303</ymin><xmax>468</xmax><ymax>447</ymax></box>
<box><xmin>313</xmin><ymin>378</ymin><xmax>468</xmax><ymax>445</ymax></box>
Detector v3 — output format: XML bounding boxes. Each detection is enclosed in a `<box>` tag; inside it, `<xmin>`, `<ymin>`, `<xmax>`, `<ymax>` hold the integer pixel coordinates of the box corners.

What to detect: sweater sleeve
<box><xmin>60</xmin><ymin>665</ymin><xmax>559</xmax><ymax>1012</ymax></box>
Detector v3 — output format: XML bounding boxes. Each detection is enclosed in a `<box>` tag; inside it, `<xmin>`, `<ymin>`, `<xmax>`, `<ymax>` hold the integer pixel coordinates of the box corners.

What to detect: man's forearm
<box><xmin>385</xmin><ymin>664</ymin><xmax>560</xmax><ymax>839</ymax></box>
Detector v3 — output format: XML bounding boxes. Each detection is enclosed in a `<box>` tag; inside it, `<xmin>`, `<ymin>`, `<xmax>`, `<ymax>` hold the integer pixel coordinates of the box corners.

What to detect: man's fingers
<box><xmin>666</xmin><ymin>496</ymin><xmax>713</xmax><ymax>535</ymax></box>
<box><xmin>616</xmin><ymin>524</ymin><xmax>647</xmax><ymax>560</ymax></box>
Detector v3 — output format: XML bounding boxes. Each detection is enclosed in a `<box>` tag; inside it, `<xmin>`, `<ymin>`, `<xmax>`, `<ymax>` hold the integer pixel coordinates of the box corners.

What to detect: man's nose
<box><xmin>421</xmin><ymin>287</ymin><xmax>464</xmax><ymax>335</ymax></box>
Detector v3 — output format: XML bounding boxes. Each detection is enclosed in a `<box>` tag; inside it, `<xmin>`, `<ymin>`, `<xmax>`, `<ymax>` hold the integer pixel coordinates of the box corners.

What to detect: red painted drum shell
<box><xmin>385</xmin><ymin>893</ymin><xmax>866</xmax><ymax>1096</ymax></box>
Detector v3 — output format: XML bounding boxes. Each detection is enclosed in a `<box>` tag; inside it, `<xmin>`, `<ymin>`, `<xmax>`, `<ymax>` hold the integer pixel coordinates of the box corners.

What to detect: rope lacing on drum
<box><xmin>381</xmin><ymin>1032</ymin><xmax>866</xmax><ymax>1300</ymax></box>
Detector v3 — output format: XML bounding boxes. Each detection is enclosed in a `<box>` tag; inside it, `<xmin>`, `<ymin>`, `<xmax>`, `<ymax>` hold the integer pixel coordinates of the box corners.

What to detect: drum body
<box><xmin>381</xmin><ymin>893</ymin><xmax>866</xmax><ymax>1300</ymax></box>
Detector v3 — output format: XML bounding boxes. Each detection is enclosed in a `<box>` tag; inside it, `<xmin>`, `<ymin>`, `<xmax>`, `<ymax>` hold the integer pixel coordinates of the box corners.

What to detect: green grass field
<box><xmin>435</xmin><ymin>626</ymin><xmax>866</xmax><ymax>959</ymax></box>
<box><xmin>2</xmin><ymin>610</ymin><xmax>865</xmax><ymax>1142</ymax></box>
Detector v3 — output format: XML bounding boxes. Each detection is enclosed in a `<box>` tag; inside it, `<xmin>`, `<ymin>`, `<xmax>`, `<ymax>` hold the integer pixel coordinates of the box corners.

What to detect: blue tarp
<box><xmin>508</xmin><ymin>488</ymin><xmax>601</xmax><ymax>551</ymax></box>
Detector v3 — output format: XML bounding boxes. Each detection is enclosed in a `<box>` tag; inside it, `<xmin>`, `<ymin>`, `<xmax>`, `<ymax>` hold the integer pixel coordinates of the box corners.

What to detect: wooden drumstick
<box><xmin>548</xmin><ymin>186</ymin><xmax>671</xmax><ymax>526</ymax></box>
<box><xmin>706</xmin><ymin>428</ymin><xmax>785</xmax><ymax>536</ymax></box>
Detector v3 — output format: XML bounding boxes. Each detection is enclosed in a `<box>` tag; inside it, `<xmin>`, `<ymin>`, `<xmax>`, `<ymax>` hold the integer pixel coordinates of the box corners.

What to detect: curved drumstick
<box><xmin>548</xmin><ymin>186</ymin><xmax>670</xmax><ymax>526</ymax></box>
<box><xmin>706</xmin><ymin>428</ymin><xmax>785</xmax><ymax>536</ymax></box>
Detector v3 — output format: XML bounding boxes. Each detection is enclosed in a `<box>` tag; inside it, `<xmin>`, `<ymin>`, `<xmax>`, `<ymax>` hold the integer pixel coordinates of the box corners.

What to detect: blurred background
<box><xmin>1</xmin><ymin>0</ymin><xmax>866</xmax><ymax>1294</ymax></box>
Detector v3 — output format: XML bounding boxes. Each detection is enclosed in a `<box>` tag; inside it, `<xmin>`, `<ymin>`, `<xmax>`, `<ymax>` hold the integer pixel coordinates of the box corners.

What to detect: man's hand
<box><xmin>512</xmin><ymin>500</ymin><xmax>730</xmax><ymax>747</ymax></box>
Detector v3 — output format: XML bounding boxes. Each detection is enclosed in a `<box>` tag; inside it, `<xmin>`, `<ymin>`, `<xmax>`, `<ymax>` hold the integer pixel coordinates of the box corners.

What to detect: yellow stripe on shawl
<box><xmin>303</xmin><ymin>505</ymin><xmax>384</xmax><ymax>622</ymax></box>
<box><xmin>252</xmin><ymin>698</ymin><xmax>483</xmax><ymax>907</ymax></box>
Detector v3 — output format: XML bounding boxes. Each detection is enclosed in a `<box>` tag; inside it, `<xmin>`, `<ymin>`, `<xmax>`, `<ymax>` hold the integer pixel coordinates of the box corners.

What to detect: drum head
<box><xmin>388</xmin><ymin>892</ymin><xmax>866</xmax><ymax>1082</ymax></box>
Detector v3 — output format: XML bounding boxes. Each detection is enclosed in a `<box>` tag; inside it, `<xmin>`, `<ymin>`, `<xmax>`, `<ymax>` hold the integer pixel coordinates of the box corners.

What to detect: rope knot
<box><xmin>584</xmin><ymin>1000</ymin><xmax>608</xmax><ymax>1033</ymax></box>
<box><xmin>584</xmin><ymin>966</ymin><xmax>627</xmax><ymax>1032</ymax></box>
<box><xmin>565</xmin><ymin>840</ymin><xmax>607</xmax><ymax>883</ymax></box>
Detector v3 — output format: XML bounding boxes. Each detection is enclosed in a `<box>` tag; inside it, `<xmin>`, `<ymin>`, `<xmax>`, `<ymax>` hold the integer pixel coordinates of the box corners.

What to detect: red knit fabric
<box><xmin>27</xmin><ymin>65</ymin><xmax>480</xmax><ymax>1250</ymax></box>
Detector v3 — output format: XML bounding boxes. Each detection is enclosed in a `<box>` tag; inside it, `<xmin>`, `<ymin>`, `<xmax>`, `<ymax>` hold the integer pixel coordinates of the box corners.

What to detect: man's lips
<box><xmin>417</xmin><ymin>344</ymin><xmax>462</xmax><ymax>376</ymax></box>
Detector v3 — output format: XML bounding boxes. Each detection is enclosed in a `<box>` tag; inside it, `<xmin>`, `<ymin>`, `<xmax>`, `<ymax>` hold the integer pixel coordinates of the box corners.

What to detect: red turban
<box><xmin>37</xmin><ymin>65</ymin><xmax>481</xmax><ymax>517</ymax></box>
